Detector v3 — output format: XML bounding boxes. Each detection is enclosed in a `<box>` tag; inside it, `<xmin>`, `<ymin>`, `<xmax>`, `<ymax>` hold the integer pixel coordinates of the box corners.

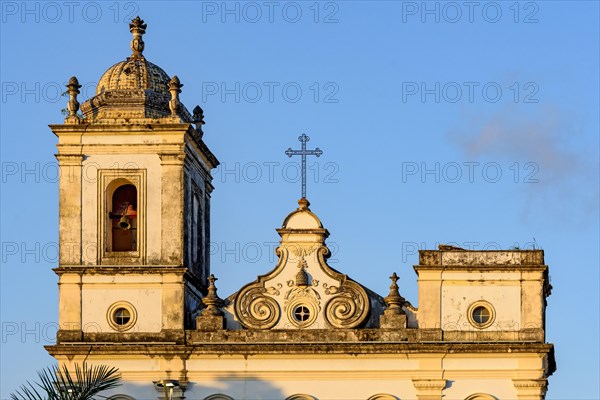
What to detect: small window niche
<box><xmin>99</xmin><ymin>170</ymin><xmax>146</xmax><ymax>264</ymax></box>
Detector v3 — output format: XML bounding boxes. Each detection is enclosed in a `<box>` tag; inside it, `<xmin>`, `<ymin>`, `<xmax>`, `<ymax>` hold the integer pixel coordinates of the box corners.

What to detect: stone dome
<box><xmin>80</xmin><ymin>16</ymin><xmax>193</xmax><ymax>122</ymax></box>
<box><xmin>281</xmin><ymin>198</ymin><xmax>324</xmax><ymax>230</ymax></box>
<box><xmin>95</xmin><ymin>16</ymin><xmax>170</xmax><ymax>96</ymax></box>
<box><xmin>96</xmin><ymin>58</ymin><xmax>170</xmax><ymax>96</ymax></box>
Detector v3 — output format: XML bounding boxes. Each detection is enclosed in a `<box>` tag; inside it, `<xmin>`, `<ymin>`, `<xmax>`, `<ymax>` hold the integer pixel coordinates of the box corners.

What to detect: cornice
<box><xmin>46</xmin><ymin>341</ymin><xmax>555</xmax><ymax>357</ymax></box>
<box><xmin>50</xmin><ymin>123</ymin><xmax>219</xmax><ymax>169</ymax></box>
<box><xmin>53</xmin><ymin>265</ymin><xmax>188</xmax><ymax>276</ymax></box>
<box><xmin>413</xmin><ymin>264</ymin><xmax>548</xmax><ymax>273</ymax></box>
<box><xmin>50</xmin><ymin>123</ymin><xmax>191</xmax><ymax>134</ymax></box>
<box><xmin>513</xmin><ymin>379</ymin><xmax>548</xmax><ymax>388</ymax></box>
<box><xmin>412</xmin><ymin>378</ymin><xmax>447</xmax><ymax>390</ymax></box>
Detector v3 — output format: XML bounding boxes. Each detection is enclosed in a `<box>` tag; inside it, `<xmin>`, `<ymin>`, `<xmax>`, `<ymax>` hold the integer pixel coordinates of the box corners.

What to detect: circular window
<box><xmin>107</xmin><ymin>302</ymin><xmax>137</xmax><ymax>331</ymax></box>
<box><xmin>293</xmin><ymin>306</ymin><xmax>311</xmax><ymax>322</ymax></box>
<box><xmin>113</xmin><ymin>308</ymin><xmax>131</xmax><ymax>326</ymax></box>
<box><xmin>467</xmin><ymin>301</ymin><xmax>495</xmax><ymax>329</ymax></box>
<box><xmin>286</xmin><ymin>299</ymin><xmax>318</xmax><ymax>328</ymax></box>
<box><xmin>472</xmin><ymin>306</ymin><xmax>490</xmax><ymax>324</ymax></box>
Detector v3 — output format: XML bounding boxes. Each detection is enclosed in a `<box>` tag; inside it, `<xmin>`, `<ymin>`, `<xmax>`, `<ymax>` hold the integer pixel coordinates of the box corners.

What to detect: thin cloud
<box><xmin>448</xmin><ymin>105</ymin><xmax>598</xmax><ymax>225</ymax></box>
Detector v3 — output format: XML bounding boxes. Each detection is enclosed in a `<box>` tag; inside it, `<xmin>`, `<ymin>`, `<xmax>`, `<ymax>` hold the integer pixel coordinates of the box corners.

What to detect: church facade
<box><xmin>46</xmin><ymin>18</ymin><xmax>555</xmax><ymax>400</ymax></box>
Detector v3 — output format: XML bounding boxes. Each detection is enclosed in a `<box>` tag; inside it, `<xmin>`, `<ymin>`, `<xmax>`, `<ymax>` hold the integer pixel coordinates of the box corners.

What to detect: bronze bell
<box><xmin>295</xmin><ymin>267</ymin><xmax>309</xmax><ymax>287</ymax></box>
<box><xmin>118</xmin><ymin>215</ymin><xmax>131</xmax><ymax>230</ymax></box>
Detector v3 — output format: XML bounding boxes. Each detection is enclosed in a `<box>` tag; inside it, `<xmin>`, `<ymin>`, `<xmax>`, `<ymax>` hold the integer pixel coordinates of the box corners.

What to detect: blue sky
<box><xmin>1</xmin><ymin>1</ymin><xmax>598</xmax><ymax>398</ymax></box>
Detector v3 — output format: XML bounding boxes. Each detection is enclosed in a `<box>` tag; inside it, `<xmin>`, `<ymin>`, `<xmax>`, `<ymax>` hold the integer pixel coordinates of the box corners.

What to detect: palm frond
<box><xmin>10</xmin><ymin>363</ymin><xmax>121</xmax><ymax>400</ymax></box>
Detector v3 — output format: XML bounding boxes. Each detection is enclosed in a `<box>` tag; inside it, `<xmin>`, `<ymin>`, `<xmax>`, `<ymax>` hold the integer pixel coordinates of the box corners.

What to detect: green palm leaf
<box><xmin>11</xmin><ymin>363</ymin><xmax>121</xmax><ymax>400</ymax></box>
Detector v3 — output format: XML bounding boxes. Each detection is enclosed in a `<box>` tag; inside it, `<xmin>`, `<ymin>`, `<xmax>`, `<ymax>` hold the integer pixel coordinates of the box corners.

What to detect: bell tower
<box><xmin>50</xmin><ymin>17</ymin><xmax>218</xmax><ymax>343</ymax></box>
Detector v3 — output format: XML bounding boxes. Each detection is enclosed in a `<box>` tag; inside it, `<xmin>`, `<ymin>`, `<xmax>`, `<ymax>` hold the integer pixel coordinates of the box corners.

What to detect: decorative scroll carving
<box><xmin>324</xmin><ymin>281</ymin><xmax>369</xmax><ymax>329</ymax></box>
<box><xmin>288</xmin><ymin>243</ymin><xmax>320</xmax><ymax>258</ymax></box>
<box><xmin>284</xmin><ymin>286</ymin><xmax>321</xmax><ymax>305</ymax></box>
<box><xmin>235</xmin><ymin>286</ymin><xmax>280</xmax><ymax>329</ymax></box>
<box><xmin>316</xmin><ymin>245</ymin><xmax>331</xmax><ymax>261</ymax></box>
<box><xmin>266</xmin><ymin>284</ymin><xmax>282</xmax><ymax>296</ymax></box>
<box><xmin>323</xmin><ymin>283</ymin><xmax>340</xmax><ymax>295</ymax></box>
<box><xmin>232</xmin><ymin>199</ymin><xmax>374</xmax><ymax>330</ymax></box>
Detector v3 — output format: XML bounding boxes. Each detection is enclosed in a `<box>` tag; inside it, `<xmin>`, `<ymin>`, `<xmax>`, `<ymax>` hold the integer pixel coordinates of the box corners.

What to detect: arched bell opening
<box><xmin>107</xmin><ymin>181</ymin><xmax>138</xmax><ymax>252</ymax></box>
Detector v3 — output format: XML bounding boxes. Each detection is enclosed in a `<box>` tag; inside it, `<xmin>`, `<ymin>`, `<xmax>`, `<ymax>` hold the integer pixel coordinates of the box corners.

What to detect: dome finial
<box><xmin>129</xmin><ymin>16</ymin><xmax>147</xmax><ymax>58</ymax></box>
<box><xmin>298</xmin><ymin>198</ymin><xmax>310</xmax><ymax>210</ymax></box>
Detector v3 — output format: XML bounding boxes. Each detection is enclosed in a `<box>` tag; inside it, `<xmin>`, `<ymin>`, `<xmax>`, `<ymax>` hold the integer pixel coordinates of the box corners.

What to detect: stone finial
<box><xmin>64</xmin><ymin>76</ymin><xmax>82</xmax><ymax>124</ymax></box>
<box><xmin>380</xmin><ymin>272</ymin><xmax>407</xmax><ymax>329</ymax></box>
<box><xmin>192</xmin><ymin>105</ymin><xmax>205</xmax><ymax>137</ymax></box>
<box><xmin>129</xmin><ymin>16</ymin><xmax>147</xmax><ymax>58</ymax></box>
<box><xmin>298</xmin><ymin>198</ymin><xmax>310</xmax><ymax>210</ymax></box>
<box><xmin>201</xmin><ymin>274</ymin><xmax>224</xmax><ymax>316</ymax></box>
<box><xmin>384</xmin><ymin>272</ymin><xmax>406</xmax><ymax>315</ymax></box>
<box><xmin>168</xmin><ymin>76</ymin><xmax>183</xmax><ymax>117</ymax></box>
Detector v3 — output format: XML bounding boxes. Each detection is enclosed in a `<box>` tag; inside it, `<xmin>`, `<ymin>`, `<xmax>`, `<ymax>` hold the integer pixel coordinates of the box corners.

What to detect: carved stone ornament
<box><xmin>64</xmin><ymin>76</ymin><xmax>82</xmax><ymax>124</ymax></box>
<box><xmin>169</xmin><ymin>75</ymin><xmax>183</xmax><ymax>116</ymax></box>
<box><xmin>192</xmin><ymin>105</ymin><xmax>205</xmax><ymax>137</ymax></box>
<box><xmin>285</xmin><ymin>289</ymin><xmax>320</xmax><ymax>328</ymax></box>
<box><xmin>384</xmin><ymin>272</ymin><xmax>406</xmax><ymax>315</ymax></box>
<box><xmin>234</xmin><ymin>285</ymin><xmax>281</xmax><ymax>329</ymax></box>
<box><xmin>234</xmin><ymin>199</ymin><xmax>371</xmax><ymax>330</ymax></box>
<box><xmin>324</xmin><ymin>279</ymin><xmax>369</xmax><ymax>328</ymax></box>
<box><xmin>201</xmin><ymin>274</ymin><xmax>224</xmax><ymax>316</ymax></box>
<box><xmin>129</xmin><ymin>16</ymin><xmax>147</xmax><ymax>58</ymax></box>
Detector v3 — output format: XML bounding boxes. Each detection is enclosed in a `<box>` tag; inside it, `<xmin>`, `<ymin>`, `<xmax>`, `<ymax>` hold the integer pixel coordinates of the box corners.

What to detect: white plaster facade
<box><xmin>46</xmin><ymin>17</ymin><xmax>555</xmax><ymax>400</ymax></box>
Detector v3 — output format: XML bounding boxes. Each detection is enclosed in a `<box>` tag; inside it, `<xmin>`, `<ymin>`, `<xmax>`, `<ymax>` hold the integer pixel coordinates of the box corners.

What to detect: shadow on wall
<box><xmin>103</xmin><ymin>375</ymin><xmax>286</xmax><ymax>400</ymax></box>
<box><xmin>104</xmin><ymin>376</ymin><xmax>401</xmax><ymax>400</ymax></box>
<box><xmin>191</xmin><ymin>377</ymin><xmax>402</xmax><ymax>400</ymax></box>
<box><xmin>188</xmin><ymin>376</ymin><xmax>287</xmax><ymax>400</ymax></box>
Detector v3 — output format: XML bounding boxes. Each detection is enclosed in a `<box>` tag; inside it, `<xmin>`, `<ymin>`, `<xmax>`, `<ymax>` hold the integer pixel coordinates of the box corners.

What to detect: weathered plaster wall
<box><xmin>54</xmin><ymin>352</ymin><xmax>550</xmax><ymax>400</ymax></box>
<box><xmin>415</xmin><ymin>250</ymin><xmax>548</xmax><ymax>337</ymax></box>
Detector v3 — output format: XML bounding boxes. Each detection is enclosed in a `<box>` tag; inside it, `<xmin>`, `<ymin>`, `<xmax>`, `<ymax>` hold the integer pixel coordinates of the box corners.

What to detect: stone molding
<box><xmin>418</xmin><ymin>249</ymin><xmax>545</xmax><ymax>266</ymax></box>
<box><xmin>47</xmin><ymin>340</ymin><xmax>555</xmax><ymax>357</ymax></box>
<box><xmin>55</xmin><ymin>154</ymin><xmax>85</xmax><ymax>165</ymax></box>
<box><xmin>412</xmin><ymin>378</ymin><xmax>447</xmax><ymax>400</ymax></box>
<box><xmin>53</xmin><ymin>266</ymin><xmax>187</xmax><ymax>275</ymax></box>
<box><xmin>513</xmin><ymin>379</ymin><xmax>548</xmax><ymax>400</ymax></box>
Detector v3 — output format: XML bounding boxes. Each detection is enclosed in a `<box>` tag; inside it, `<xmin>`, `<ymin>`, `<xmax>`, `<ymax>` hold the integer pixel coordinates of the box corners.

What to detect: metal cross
<box><xmin>285</xmin><ymin>133</ymin><xmax>323</xmax><ymax>199</ymax></box>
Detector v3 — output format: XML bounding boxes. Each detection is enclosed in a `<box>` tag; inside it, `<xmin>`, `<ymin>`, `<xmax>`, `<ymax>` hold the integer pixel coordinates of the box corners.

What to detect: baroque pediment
<box><xmin>232</xmin><ymin>199</ymin><xmax>371</xmax><ymax>330</ymax></box>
